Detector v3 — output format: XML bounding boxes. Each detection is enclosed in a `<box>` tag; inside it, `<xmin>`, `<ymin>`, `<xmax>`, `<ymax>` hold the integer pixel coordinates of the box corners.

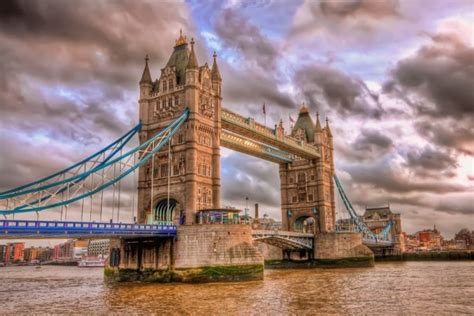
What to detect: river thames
<box><xmin>0</xmin><ymin>261</ymin><xmax>473</xmax><ymax>315</ymax></box>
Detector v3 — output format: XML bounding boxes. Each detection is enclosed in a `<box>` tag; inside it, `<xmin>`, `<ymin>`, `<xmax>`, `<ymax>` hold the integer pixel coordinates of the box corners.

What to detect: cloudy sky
<box><xmin>0</xmin><ymin>0</ymin><xmax>473</xmax><ymax>241</ymax></box>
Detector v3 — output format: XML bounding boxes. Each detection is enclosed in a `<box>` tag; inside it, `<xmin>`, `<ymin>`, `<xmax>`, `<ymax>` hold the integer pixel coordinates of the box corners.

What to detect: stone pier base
<box><xmin>105</xmin><ymin>224</ymin><xmax>264</xmax><ymax>283</ymax></box>
<box><xmin>314</xmin><ymin>232</ymin><xmax>374</xmax><ymax>267</ymax></box>
<box><xmin>173</xmin><ymin>224</ymin><xmax>264</xmax><ymax>282</ymax></box>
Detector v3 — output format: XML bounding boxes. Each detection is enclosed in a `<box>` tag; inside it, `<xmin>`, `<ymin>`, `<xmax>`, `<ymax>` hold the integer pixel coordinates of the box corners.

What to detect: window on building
<box><xmin>292</xmin><ymin>196</ymin><xmax>297</xmax><ymax>203</ymax></box>
<box><xmin>308</xmin><ymin>194</ymin><xmax>313</xmax><ymax>201</ymax></box>
<box><xmin>311</xmin><ymin>174</ymin><xmax>315</xmax><ymax>181</ymax></box>
<box><xmin>173</xmin><ymin>164</ymin><xmax>179</xmax><ymax>176</ymax></box>
<box><xmin>175</xmin><ymin>95</ymin><xmax>179</xmax><ymax>105</ymax></box>
<box><xmin>289</xmin><ymin>177</ymin><xmax>293</xmax><ymax>184</ymax></box>
<box><xmin>178</xmin><ymin>133</ymin><xmax>184</xmax><ymax>144</ymax></box>
<box><xmin>298</xmin><ymin>172</ymin><xmax>306</xmax><ymax>183</ymax></box>
<box><xmin>169</xmin><ymin>79</ymin><xmax>173</xmax><ymax>90</ymax></box>
<box><xmin>168</xmin><ymin>98</ymin><xmax>172</xmax><ymax>107</ymax></box>
<box><xmin>160</xmin><ymin>164</ymin><xmax>168</xmax><ymax>177</ymax></box>
<box><xmin>163</xmin><ymin>81</ymin><xmax>167</xmax><ymax>92</ymax></box>
<box><xmin>299</xmin><ymin>193</ymin><xmax>306</xmax><ymax>202</ymax></box>
<box><xmin>159</xmin><ymin>99</ymin><xmax>163</xmax><ymax>110</ymax></box>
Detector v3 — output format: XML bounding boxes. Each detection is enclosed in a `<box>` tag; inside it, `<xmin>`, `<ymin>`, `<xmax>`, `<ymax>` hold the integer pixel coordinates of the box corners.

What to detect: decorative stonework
<box><xmin>137</xmin><ymin>33</ymin><xmax>222</xmax><ymax>225</ymax></box>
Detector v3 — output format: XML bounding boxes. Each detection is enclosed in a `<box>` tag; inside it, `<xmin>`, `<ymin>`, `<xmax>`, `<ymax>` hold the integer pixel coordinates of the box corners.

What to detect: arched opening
<box><xmin>293</xmin><ymin>216</ymin><xmax>316</xmax><ymax>233</ymax></box>
<box><xmin>153</xmin><ymin>199</ymin><xmax>178</xmax><ymax>224</ymax></box>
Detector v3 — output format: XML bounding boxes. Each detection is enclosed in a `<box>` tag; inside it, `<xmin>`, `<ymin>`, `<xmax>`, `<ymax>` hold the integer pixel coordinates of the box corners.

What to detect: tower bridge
<box><xmin>0</xmin><ymin>32</ymin><xmax>399</xmax><ymax>282</ymax></box>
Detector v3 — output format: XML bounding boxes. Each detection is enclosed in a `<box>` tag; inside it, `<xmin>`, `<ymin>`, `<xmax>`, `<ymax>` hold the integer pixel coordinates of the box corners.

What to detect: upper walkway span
<box><xmin>221</xmin><ymin>108</ymin><xmax>320</xmax><ymax>161</ymax></box>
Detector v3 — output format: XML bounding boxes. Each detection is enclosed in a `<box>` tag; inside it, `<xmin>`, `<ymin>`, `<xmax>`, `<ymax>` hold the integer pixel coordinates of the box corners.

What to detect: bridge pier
<box><xmin>314</xmin><ymin>232</ymin><xmax>374</xmax><ymax>267</ymax></box>
<box><xmin>105</xmin><ymin>224</ymin><xmax>264</xmax><ymax>283</ymax></box>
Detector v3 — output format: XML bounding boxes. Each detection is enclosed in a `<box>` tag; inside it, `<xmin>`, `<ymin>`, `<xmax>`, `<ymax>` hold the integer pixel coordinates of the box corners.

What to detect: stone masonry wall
<box><xmin>254</xmin><ymin>242</ymin><xmax>283</xmax><ymax>261</ymax></box>
<box><xmin>174</xmin><ymin>224</ymin><xmax>264</xmax><ymax>268</ymax></box>
<box><xmin>314</xmin><ymin>232</ymin><xmax>373</xmax><ymax>260</ymax></box>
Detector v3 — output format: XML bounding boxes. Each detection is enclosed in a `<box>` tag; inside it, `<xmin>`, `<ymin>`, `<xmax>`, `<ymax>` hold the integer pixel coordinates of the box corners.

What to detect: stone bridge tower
<box><xmin>137</xmin><ymin>32</ymin><xmax>222</xmax><ymax>225</ymax></box>
<box><xmin>280</xmin><ymin>105</ymin><xmax>336</xmax><ymax>234</ymax></box>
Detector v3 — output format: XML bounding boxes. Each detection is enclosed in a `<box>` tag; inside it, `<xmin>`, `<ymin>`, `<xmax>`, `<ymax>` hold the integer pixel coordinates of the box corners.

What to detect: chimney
<box><xmin>255</xmin><ymin>203</ymin><xmax>259</xmax><ymax>221</ymax></box>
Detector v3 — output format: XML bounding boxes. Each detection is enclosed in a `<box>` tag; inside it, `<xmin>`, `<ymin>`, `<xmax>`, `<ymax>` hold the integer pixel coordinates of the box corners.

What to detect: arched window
<box><xmin>163</xmin><ymin>80</ymin><xmax>167</xmax><ymax>92</ymax></box>
<box><xmin>298</xmin><ymin>172</ymin><xmax>306</xmax><ymax>183</ymax></box>
<box><xmin>168</xmin><ymin>79</ymin><xmax>173</xmax><ymax>90</ymax></box>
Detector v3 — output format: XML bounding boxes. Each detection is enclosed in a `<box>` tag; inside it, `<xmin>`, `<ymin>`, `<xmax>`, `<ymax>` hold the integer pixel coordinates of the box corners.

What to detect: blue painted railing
<box><xmin>0</xmin><ymin>219</ymin><xmax>176</xmax><ymax>238</ymax></box>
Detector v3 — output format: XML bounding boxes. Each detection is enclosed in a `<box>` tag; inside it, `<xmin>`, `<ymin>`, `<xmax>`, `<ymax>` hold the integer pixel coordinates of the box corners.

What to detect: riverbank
<box><xmin>375</xmin><ymin>250</ymin><xmax>473</xmax><ymax>261</ymax></box>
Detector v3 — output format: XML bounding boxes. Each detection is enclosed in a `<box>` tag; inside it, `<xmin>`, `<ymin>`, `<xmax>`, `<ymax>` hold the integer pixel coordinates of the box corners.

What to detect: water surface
<box><xmin>0</xmin><ymin>262</ymin><xmax>473</xmax><ymax>314</ymax></box>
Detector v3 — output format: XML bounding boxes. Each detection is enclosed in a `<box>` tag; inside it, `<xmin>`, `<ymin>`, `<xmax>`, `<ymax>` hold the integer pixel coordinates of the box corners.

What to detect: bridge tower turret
<box><xmin>280</xmin><ymin>105</ymin><xmax>336</xmax><ymax>233</ymax></box>
<box><xmin>136</xmin><ymin>32</ymin><xmax>222</xmax><ymax>225</ymax></box>
<box><xmin>139</xmin><ymin>55</ymin><xmax>153</xmax><ymax>124</ymax></box>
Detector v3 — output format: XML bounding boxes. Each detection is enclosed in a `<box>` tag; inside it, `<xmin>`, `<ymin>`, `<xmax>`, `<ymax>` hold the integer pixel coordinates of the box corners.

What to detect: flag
<box><xmin>262</xmin><ymin>102</ymin><xmax>266</xmax><ymax>115</ymax></box>
<box><xmin>289</xmin><ymin>115</ymin><xmax>295</xmax><ymax>124</ymax></box>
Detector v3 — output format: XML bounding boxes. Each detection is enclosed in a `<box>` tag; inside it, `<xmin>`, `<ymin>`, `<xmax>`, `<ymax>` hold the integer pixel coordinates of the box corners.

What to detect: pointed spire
<box><xmin>140</xmin><ymin>54</ymin><xmax>152</xmax><ymax>84</ymax></box>
<box><xmin>325</xmin><ymin>117</ymin><xmax>332</xmax><ymax>137</ymax></box>
<box><xmin>175</xmin><ymin>29</ymin><xmax>187</xmax><ymax>47</ymax></box>
<box><xmin>187</xmin><ymin>38</ymin><xmax>198</xmax><ymax>69</ymax></box>
<box><xmin>315</xmin><ymin>112</ymin><xmax>322</xmax><ymax>131</ymax></box>
<box><xmin>211</xmin><ymin>51</ymin><xmax>222</xmax><ymax>81</ymax></box>
<box><xmin>299</xmin><ymin>102</ymin><xmax>309</xmax><ymax>114</ymax></box>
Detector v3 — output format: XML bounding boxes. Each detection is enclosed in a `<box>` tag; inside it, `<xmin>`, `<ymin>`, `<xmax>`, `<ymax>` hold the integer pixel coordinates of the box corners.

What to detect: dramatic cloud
<box><xmin>0</xmin><ymin>0</ymin><xmax>472</xmax><ymax>240</ymax></box>
<box><xmin>214</xmin><ymin>8</ymin><xmax>279</xmax><ymax>71</ymax></box>
<box><xmin>289</xmin><ymin>0</ymin><xmax>402</xmax><ymax>48</ymax></box>
<box><xmin>405</xmin><ymin>147</ymin><xmax>457</xmax><ymax>172</ymax></box>
<box><xmin>384</xmin><ymin>19</ymin><xmax>474</xmax><ymax>119</ymax></box>
<box><xmin>415</xmin><ymin>120</ymin><xmax>474</xmax><ymax>156</ymax></box>
<box><xmin>295</xmin><ymin>64</ymin><xmax>383</xmax><ymax>118</ymax></box>
<box><xmin>319</xmin><ymin>0</ymin><xmax>400</xmax><ymax>19</ymax></box>
<box><xmin>221</xmin><ymin>152</ymin><xmax>281</xmax><ymax>213</ymax></box>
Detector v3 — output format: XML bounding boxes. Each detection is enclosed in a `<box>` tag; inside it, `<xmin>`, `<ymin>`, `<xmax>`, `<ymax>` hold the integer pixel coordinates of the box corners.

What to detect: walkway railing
<box><xmin>0</xmin><ymin>219</ymin><xmax>176</xmax><ymax>238</ymax></box>
<box><xmin>221</xmin><ymin>108</ymin><xmax>320</xmax><ymax>160</ymax></box>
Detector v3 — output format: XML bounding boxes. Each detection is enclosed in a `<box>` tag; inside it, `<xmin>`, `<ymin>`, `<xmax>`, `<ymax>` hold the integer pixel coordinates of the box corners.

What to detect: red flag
<box><xmin>262</xmin><ymin>102</ymin><xmax>266</xmax><ymax>115</ymax></box>
<box><xmin>289</xmin><ymin>115</ymin><xmax>295</xmax><ymax>124</ymax></box>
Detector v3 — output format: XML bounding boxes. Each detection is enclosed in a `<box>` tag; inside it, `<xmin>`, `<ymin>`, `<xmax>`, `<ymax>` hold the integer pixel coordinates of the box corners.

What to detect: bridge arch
<box><xmin>151</xmin><ymin>197</ymin><xmax>182</xmax><ymax>225</ymax></box>
<box><xmin>293</xmin><ymin>215</ymin><xmax>318</xmax><ymax>234</ymax></box>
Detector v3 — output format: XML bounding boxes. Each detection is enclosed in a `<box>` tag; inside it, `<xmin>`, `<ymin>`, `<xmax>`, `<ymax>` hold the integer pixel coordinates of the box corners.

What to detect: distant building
<box><xmin>0</xmin><ymin>245</ymin><xmax>7</xmax><ymax>264</ymax></box>
<box><xmin>0</xmin><ymin>243</ymin><xmax>25</xmax><ymax>264</ymax></box>
<box><xmin>416</xmin><ymin>226</ymin><xmax>442</xmax><ymax>250</ymax></box>
<box><xmin>404</xmin><ymin>225</ymin><xmax>444</xmax><ymax>252</ymax></box>
<box><xmin>24</xmin><ymin>247</ymin><xmax>54</xmax><ymax>262</ymax></box>
<box><xmin>253</xmin><ymin>215</ymin><xmax>282</xmax><ymax>231</ymax></box>
<box><xmin>52</xmin><ymin>240</ymin><xmax>88</xmax><ymax>261</ymax></box>
<box><xmin>336</xmin><ymin>205</ymin><xmax>404</xmax><ymax>252</ymax></box>
<box><xmin>88</xmin><ymin>239</ymin><xmax>110</xmax><ymax>257</ymax></box>
<box><xmin>454</xmin><ymin>228</ymin><xmax>473</xmax><ymax>249</ymax></box>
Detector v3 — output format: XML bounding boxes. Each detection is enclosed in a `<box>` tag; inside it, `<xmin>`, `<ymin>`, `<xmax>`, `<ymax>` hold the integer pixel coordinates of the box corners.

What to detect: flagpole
<box><xmin>263</xmin><ymin>102</ymin><xmax>267</xmax><ymax>127</ymax></box>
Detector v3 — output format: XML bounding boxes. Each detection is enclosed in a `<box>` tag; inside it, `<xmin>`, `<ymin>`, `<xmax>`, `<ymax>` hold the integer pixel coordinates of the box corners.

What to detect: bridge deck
<box><xmin>0</xmin><ymin>220</ymin><xmax>176</xmax><ymax>239</ymax></box>
<box><xmin>221</xmin><ymin>108</ymin><xmax>320</xmax><ymax>160</ymax></box>
<box><xmin>252</xmin><ymin>230</ymin><xmax>314</xmax><ymax>250</ymax></box>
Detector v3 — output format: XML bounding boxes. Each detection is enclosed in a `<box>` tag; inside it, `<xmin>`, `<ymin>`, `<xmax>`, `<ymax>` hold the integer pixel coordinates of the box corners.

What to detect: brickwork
<box><xmin>314</xmin><ymin>232</ymin><xmax>373</xmax><ymax>260</ymax></box>
<box><xmin>254</xmin><ymin>242</ymin><xmax>283</xmax><ymax>260</ymax></box>
<box><xmin>174</xmin><ymin>224</ymin><xmax>263</xmax><ymax>269</ymax></box>
<box><xmin>137</xmin><ymin>33</ymin><xmax>222</xmax><ymax>225</ymax></box>
<box><xmin>281</xmin><ymin>109</ymin><xmax>335</xmax><ymax>233</ymax></box>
